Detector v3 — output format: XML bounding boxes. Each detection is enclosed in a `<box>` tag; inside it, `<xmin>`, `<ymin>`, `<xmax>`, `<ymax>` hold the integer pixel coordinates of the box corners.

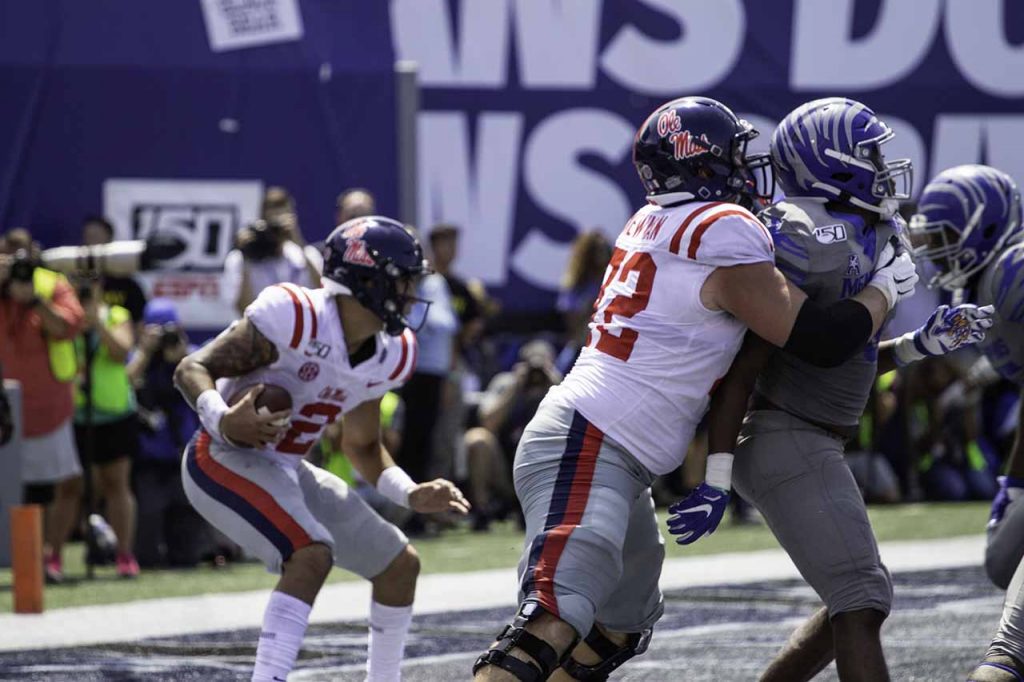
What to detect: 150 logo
<box><xmin>103</xmin><ymin>179</ymin><xmax>263</xmax><ymax>327</ymax></box>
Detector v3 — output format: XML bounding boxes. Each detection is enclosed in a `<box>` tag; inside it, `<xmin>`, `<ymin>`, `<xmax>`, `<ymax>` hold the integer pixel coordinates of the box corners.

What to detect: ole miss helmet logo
<box><xmin>670</xmin><ymin>130</ymin><xmax>711</xmax><ymax>160</ymax></box>
<box><xmin>656</xmin><ymin>110</ymin><xmax>710</xmax><ymax>159</ymax></box>
<box><xmin>341</xmin><ymin>221</ymin><xmax>376</xmax><ymax>266</ymax></box>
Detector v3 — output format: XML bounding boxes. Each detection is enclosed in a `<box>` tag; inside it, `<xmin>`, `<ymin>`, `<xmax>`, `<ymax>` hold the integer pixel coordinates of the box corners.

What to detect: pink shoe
<box><xmin>44</xmin><ymin>552</ymin><xmax>64</xmax><ymax>584</ymax></box>
<box><xmin>116</xmin><ymin>553</ymin><xmax>140</xmax><ymax>578</ymax></box>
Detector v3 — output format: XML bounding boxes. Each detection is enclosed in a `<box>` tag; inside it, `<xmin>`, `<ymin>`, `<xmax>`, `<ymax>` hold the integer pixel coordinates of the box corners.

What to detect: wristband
<box><xmin>705</xmin><ymin>452</ymin><xmax>734</xmax><ymax>491</ymax></box>
<box><xmin>377</xmin><ymin>466</ymin><xmax>416</xmax><ymax>508</ymax></box>
<box><xmin>892</xmin><ymin>331</ymin><xmax>926</xmax><ymax>368</ymax></box>
<box><xmin>196</xmin><ymin>389</ymin><xmax>229</xmax><ymax>442</ymax></box>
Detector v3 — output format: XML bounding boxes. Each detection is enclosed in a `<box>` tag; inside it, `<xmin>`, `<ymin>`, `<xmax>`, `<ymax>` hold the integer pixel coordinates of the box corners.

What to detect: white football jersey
<box><xmin>550</xmin><ymin>200</ymin><xmax>774</xmax><ymax>475</ymax></box>
<box><xmin>217</xmin><ymin>283</ymin><xmax>417</xmax><ymax>467</ymax></box>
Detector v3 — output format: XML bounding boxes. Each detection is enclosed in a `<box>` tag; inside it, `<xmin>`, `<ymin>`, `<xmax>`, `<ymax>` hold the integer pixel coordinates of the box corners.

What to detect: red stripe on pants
<box><xmin>194</xmin><ymin>432</ymin><xmax>313</xmax><ymax>552</ymax></box>
<box><xmin>531</xmin><ymin>422</ymin><xmax>604</xmax><ymax>616</ymax></box>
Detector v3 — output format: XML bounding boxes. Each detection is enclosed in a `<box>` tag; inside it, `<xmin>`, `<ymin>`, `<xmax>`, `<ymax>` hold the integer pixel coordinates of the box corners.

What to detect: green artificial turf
<box><xmin>0</xmin><ymin>501</ymin><xmax>989</xmax><ymax>612</ymax></box>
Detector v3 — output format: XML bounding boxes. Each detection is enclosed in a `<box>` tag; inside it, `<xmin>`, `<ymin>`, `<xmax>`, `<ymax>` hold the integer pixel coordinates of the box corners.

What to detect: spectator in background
<box><xmin>556</xmin><ymin>229</ymin><xmax>612</xmax><ymax>374</ymax></box>
<box><xmin>127</xmin><ymin>299</ymin><xmax>212</xmax><ymax>567</ymax></box>
<box><xmin>81</xmin><ymin>216</ymin><xmax>147</xmax><ymax>325</ymax></box>
<box><xmin>260</xmin><ymin>186</ymin><xmax>322</xmax><ymax>280</ymax></box>
<box><xmin>221</xmin><ymin>217</ymin><xmax>313</xmax><ymax>315</ymax></box>
<box><xmin>397</xmin><ymin>230</ymin><xmax>459</xmax><ymax>533</ymax></box>
<box><xmin>0</xmin><ymin>229</ymin><xmax>84</xmax><ymax>584</ymax></box>
<box><xmin>464</xmin><ymin>340</ymin><xmax>562</xmax><ymax>531</ymax></box>
<box><xmin>336</xmin><ymin>187</ymin><xmax>376</xmax><ymax>226</ymax></box>
<box><xmin>4</xmin><ymin>227</ymin><xmax>42</xmax><ymax>262</ymax></box>
<box><xmin>910</xmin><ymin>356</ymin><xmax>999</xmax><ymax>501</ymax></box>
<box><xmin>427</xmin><ymin>224</ymin><xmax>486</xmax><ymax>483</ymax></box>
<box><xmin>74</xmin><ymin>278</ymin><xmax>140</xmax><ymax>577</ymax></box>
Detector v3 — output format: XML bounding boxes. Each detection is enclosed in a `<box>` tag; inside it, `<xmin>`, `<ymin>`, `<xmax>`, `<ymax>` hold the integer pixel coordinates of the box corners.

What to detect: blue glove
<box><xmin>666</xmin><ymin>482</ymin><xmax>730</xmax><ymax>545</ymax></box>
<box><xmin>989</xmin><ymin>475</ymin><xmax>1024</xmax><ymax>529</ymax></box>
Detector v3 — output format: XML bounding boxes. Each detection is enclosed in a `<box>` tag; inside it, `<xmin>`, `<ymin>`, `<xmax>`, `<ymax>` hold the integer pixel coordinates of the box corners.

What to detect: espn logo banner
<box><xmin>103</xmin><ymin>178</ymin><xmax>263</xmax><ymax>328</ymax></box>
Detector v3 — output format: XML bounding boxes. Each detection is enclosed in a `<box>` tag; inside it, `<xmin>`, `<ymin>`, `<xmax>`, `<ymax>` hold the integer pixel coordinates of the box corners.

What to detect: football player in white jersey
<box><xmin>174</xmin><ymin>217</ymin><xmax>469</xmax><ymax>682</ymax></box>
<box><xmin>472</xmin><ymin>96</ymin><xmax>919</xmax><ymax>682</ymax></box>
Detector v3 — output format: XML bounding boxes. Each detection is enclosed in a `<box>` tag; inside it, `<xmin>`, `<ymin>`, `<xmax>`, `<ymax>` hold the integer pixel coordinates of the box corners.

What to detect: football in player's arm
<box><xmin>174</xmin><ymin>316</ymin><xmax>469</xmax><ymax>516</ymax></box>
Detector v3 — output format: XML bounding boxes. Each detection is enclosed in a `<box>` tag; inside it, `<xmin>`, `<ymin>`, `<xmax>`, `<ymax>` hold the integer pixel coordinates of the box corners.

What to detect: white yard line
<box><xmin>0</xmin><ymin>534</ymin><xmax>987</xmax><ymax>651</ymax></box>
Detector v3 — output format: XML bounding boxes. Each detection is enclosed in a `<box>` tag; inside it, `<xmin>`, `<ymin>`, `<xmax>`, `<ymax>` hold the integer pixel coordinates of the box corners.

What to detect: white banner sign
<box><xmin>200</xmin><ymin>0</ymin><xmax>304</xmax><ymax>52</ymax></box>
<box><xmin>103</xmin><ymin>178</ymin><xmax>263</xmax><ymax>329</ymax></box>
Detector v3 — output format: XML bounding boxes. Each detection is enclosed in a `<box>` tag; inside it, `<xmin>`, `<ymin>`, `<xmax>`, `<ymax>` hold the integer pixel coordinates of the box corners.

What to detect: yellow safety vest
<box><xmin>75</xmin><ymin>304</ymin><xmax>134</xmax><ymax>416</ymax></box>
<box><xmin>32</xmin><ymin>268</ymin><xmax>77</xmax><ymax>383</ymax></box>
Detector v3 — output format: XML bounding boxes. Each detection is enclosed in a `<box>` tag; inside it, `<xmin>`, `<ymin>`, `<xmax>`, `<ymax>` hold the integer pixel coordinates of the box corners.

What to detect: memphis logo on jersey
<box><xmin>341</xmin><ymin>222</ymin><xmax>376</xmax><ymax>267</ymax></box>
<box><xmin>656</xmin><ymin>109</ymin><xmax>710</xmax><ymax>161</ymax></box>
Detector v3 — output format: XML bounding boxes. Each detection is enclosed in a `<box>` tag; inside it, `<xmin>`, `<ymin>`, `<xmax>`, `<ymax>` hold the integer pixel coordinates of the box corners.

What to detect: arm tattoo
<box><xmin>173</xmin><ymin>318</ymin><xmax>279</xmax><ymax>408</ymax></box>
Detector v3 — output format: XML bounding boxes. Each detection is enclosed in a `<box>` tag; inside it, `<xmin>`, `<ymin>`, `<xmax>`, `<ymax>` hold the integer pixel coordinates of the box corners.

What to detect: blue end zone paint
<box><xmin>0</xmin><ymin>566</ymin><xmax>1004</xmax><ymax>681</ymax></box>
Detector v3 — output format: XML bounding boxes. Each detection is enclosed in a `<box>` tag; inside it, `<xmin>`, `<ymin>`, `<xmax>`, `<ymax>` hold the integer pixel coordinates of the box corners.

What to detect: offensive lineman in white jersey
<box><xmin>174</xmin><ymin>217</ymin><xmax>469</xmax><ymax>682</ymax></box>
<box><xmin>473</xmin><ymin>96</ymin><xmax>919</xmax><ymax>682</ymax></box>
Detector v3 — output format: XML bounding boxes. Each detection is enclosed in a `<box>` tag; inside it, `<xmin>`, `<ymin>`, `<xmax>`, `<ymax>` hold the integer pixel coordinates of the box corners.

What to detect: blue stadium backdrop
<box><xmin>2</xmin><ymin>0</ymin><xmax>1024</xmax><ymax>327</ymax></box>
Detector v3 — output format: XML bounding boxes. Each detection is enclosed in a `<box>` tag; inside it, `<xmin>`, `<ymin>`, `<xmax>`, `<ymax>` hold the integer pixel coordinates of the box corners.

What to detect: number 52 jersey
<box><xmin>549</xmin><ymin>200</ymin><xmax>775</xmax><ymax>475</ymax></box>
<box><xmin>215</xmin><ymin>283</ymin><xmax>417</xmax><ymax>467</ymax></box>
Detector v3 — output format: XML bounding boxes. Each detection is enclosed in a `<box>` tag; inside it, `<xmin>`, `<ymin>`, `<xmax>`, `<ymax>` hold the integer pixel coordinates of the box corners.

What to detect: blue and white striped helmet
<box><xmin>910</xmin><ymin>164</ymin><xmax>1022</xmax><ymax>291</ymax></box>
<box><xmin>771</xmin><ymin>98</ymin><xmax>912</xmax><ymax>217</ymax></box>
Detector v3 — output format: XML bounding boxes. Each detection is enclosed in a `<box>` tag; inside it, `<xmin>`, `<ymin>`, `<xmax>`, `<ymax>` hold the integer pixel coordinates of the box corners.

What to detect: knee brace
<box><xmin>559</xmin><ymin>624</ymin><xmax>652</xmax><ymax>680</ymax></box>
<box><xmin>473</xmin><ymin>600</ymin><xmax>579</xmax><ymax>681</ymax></box>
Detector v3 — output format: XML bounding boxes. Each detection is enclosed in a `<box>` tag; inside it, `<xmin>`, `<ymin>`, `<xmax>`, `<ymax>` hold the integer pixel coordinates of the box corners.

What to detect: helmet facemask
<box><xmin>911</xmin><ymin>201</ymin><xmax>1019</xmax><ymax>292</ymax></box>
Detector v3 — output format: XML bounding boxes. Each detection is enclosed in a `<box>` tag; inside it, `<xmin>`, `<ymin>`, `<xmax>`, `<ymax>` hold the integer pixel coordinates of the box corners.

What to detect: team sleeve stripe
<box><xmin>274</xmin><ymin>284</ymin><xmax>304</xmax><ymax>349</ymax></box>
<box><xmin>296</xmin><ymin>287</ymin><xmax>318</xmax><ymax>340</ymax></box>
<box><xmin>399</xmin><ymin>332</ymin><xmax>419</xmax><ymax>383</ymax></box>
<box><xmin>668</xmin><ymin>201</ymin><xmax>725</xmax><ymax>254</ymax></box>
<box><xmin>687</xmin><ymin>210</ymin><xmax>763</xmax><ymax>260</ymax></box>
<box><xmin>388</xmin><ymin>332</ymin><xmax>409</xmax><ymax>380</ymax></box>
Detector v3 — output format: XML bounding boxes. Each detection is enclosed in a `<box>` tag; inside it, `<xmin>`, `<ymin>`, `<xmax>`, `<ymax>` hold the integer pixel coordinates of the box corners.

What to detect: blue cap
<box><xmin>143</xmin><ymin>298</ymin><xmax>179</xmax><ymax>326</ymax></box>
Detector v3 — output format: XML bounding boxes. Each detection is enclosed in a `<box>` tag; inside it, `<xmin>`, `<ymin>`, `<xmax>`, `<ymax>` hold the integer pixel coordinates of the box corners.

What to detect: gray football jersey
<box><xmin>976</xmin><ymin>238</ymin><xmax>1024</xmax><ymax>387</ymax></box>
<box><xmin>755</xmin><ymin>198</ymin><xmax>902</xmax><ymax>427</ymax></box>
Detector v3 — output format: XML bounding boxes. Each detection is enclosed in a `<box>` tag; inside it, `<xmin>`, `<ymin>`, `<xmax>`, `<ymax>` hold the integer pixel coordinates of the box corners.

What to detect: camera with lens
<box><xmin>238</xmin><ymin>219</ymin><xmax>287</xmax><ymax>262</ymax></box>
<box><xmin>159</xmin><ymin>323</ymin><xmax>183</xmax><ymax>351</ymax></box>
<box><xmin>8</xmin><ymin>249</ymin><xmax>37</xmax><ymax>283</ymax></box>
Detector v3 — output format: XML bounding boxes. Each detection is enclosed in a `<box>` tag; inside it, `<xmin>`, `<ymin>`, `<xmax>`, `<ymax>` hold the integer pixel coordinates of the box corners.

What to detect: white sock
<box><xmin>252</xmin><ymin>591</ymin><xmax>312</xmax><ymax>682</ymax></box>
<box><xmin>366</xmin><ymin>601</ymin><xmax>413</xmax><ymax>682</ymax></box>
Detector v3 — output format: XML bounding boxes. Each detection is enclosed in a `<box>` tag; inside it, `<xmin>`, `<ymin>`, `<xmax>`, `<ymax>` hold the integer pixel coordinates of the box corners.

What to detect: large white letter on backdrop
<box><xmin>791</xmin><ymin>0</ymin><xmax>940</xmax><ymax>90</ymax></box>
<box><xmin>601</xmin><ymin>0</ymin><xmax>745</xmax><ymax>94</ymax></box>
<box><xmin>417</xmin><ymin>112</ymin><xmax>523</xmax><ymax>286</ymax></box>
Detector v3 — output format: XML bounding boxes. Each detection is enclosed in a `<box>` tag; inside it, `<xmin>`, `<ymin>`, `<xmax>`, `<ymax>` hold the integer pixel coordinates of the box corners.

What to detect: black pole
<box><xmin>82</xmin><ymin>322</ymin><xmax>98</xmax><ymax>580</ymax></box>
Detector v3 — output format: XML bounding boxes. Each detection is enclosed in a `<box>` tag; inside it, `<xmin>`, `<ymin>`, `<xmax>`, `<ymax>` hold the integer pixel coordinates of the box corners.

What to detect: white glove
<box><xmin>892</xmin><ymin>303</ymin><xmax>995</xmax><ymax>367</ymax></box>
<box><xmin>868</xmin><ymin>236</ymin><xmax>919</xmax><ymax>309</ymax></box>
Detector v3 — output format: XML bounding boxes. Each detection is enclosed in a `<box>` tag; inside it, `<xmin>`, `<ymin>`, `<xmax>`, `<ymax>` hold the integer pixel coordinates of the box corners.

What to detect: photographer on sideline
<box><xmin>221</xmin><ymin>193</ymin><xmax>314</xmax><ymax>313</ymax></box>
<box><xmin>127</xmin><ymin>299</ymin><xmax>213</xmax><ymax>567</ymax></box>
<box><xmin>81</xmin><ymin>216</ymin><xmax>147</xmax><ymax>326</ymax></box>
<box><xmin>0</xmin><ymin>231</ymin><xmax>85</xmax><ymax>584</ymax></box>
<box><xmin>464</xmin><ymin>340</ymin><xmax>562</xmax><ymax>530</ymax></box>
<box><xmin>73</xmin><ymin>277</ymin><xmax>140</xmax><ymax>577</ymax></box>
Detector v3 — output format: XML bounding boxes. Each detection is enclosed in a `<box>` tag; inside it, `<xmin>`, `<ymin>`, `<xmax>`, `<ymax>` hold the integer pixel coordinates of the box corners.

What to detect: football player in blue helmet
<box><xmin>320</xmin><ymin>216</ymin><xmax>431</xmax><ymax>336</ymax></box>
<box><xmin>772</xmin><ymin>97</ymin><xmax>913</xmax><ymax>219</ymax></box>
<box><xmin>909</xmin><ymin>166</ymin><xmax>1024</xmax><ymax>682</ymax></box>
<box><xmin>667</xmin><ymin>101</ymin><xmax>994</xmax><ymax>682</ymax></box>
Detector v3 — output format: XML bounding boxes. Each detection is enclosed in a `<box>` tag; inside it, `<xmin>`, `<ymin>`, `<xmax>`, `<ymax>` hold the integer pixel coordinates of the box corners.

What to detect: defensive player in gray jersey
<box><xmin>907</xmin><ymin>164</ymin><xmax>1024</xmax><ymax>682</ymax></box>
<box><xmin>666</xmin><ymin>99</ymin><xmax>994</xmax><ymax>682</ymax></box>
